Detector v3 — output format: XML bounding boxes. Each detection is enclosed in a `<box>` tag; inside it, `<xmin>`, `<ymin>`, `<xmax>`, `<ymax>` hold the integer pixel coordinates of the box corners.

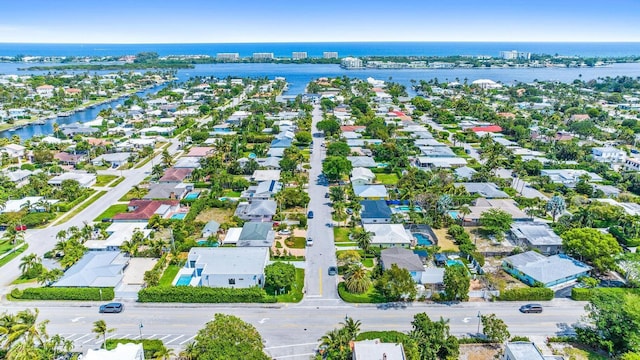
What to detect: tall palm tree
<box><xmin>351</xmin><ymin>228</ymin><xmax>372</xmax><ymax>255</ymax></box>
<box><xmin>153</xmin><ymin>346</ymin><xmax>175</xmax><ymax>360</ymax></box>
<box><xmin>19</xmin><ymin>253</ymin><xmax>41</xmax><ymax>277</ymax></box>
<box><xmin>329</xmin><ymin>186</ymin><xmax>345</xmax><ymax>203</ymax></box>
<box><xmin>459</xmin><ymin>204</ymin><xmax>471</xmax><ymax>223</ymax></box>
<box><xmin>344</xmin><ymin>265</ymin><xmax>371</xmax><ymax>294</ymax></box>
<box><xmin>92</xmin><ymin>320</ymin><xmax>115</xmax><ymax>349</ymax></box>
<box><xmin>339</xmin><ymin>316</ymin><xmax>362</xmax><ymax>340</ymax></box>
<box><xmin>4</xmin><ymin>309</ymin><xmax>47</xmax><ymax>349</ymax></box>
<box><xmin>546</xmin><ymin>194</ymin><xmax>566</xmax><ymax>223</ymax></box>
<box><xmin>179</xmin><ymin>341</ymin><xmax>197</xmax><ymax>360</ymax></box>
<box><xmin>37</xmin><ymin>269</ymin><xmax>63</xmax><ymax>287</ymax></box>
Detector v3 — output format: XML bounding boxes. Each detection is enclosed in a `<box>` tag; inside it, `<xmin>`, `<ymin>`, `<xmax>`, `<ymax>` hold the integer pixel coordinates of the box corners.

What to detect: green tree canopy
<box><xmin>322</xmin><ymin>156</ymin><xmax>353</xmax><ymax>182</ymax></box>
<box><xmin>480</xmin><ymin>314</ymin><xmax>510</xmax><ymax>343</ymax></box>
<box><xmin>375</xmin><ymin>264</ymin><xmax>417</xmax><ymax>301</ymax></box>
<box><xmin>479</xmin><ymin>208</ymin><xmax>513</xmax><ymax>236</ymax></box>
<box><xmin>190</xmin><ymin>314</ymin><xmax>269</xmax><ymax>360</ymax></box>
<box><xmin>326</xmin><ymin>141</ymin><xmax>351</xmax><ymax>157</ymax></box>
<box><xmin>442</xmin><ymin>264</ymin><xmax>470</xmax><ymax>301</ymax></box>
<box><xmin>561</xmin><ymin>228</ymin><xmax>622</xmax><ymax>272</ymax></box>
<box><xmin>264</xmin><ymin>262</ymin><xmax>296</xmax><ymax>293</ymax></box>
<box><xmin>410</xmin><ymin>313</ymin><xmax>459</xmax><ymax>360</ymax></box>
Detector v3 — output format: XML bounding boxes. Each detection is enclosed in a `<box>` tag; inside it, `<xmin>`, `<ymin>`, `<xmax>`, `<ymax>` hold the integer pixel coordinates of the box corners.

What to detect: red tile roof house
<box><xmin>54</xmin><ymin>152</ymin><xmax>86</xmax><ymax>166</ymax></box>
<box><xmin>340</xmin><ymin>125</ymin><xmax>366</xmax><ymax>133</ymax></box>
<box><xmin>471</xmin><ymin>125</ymin><xmax>503</xmax><ymax>133</ymax></box>
<box><xmin>159</xmin><ymin>168</ymin><xmax>193</xmax><ymax>183</ymax></box>
<box><xmin>113</xmin><ymin>200</ymin><xmax>180</xmax><ymax>222</ymax></box>
<box><xmin>187</xmin><ymin>147</ymin><xmax>215</xmax><ymax>157</ymax></box>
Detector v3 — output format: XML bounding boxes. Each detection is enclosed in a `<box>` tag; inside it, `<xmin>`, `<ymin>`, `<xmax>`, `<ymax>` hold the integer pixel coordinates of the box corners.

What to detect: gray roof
<box><xmin>188</xmin><ymin>247</ymin><xmax>269</xmax><ymax>276</ymax></box>
<box><xmin>510</xmin><ymin>222</ymin><xmax>562</xmax><ymax>246</ymax></box>
<box><xmin>421</xmin><ymin>268</ymin><xmax>445</xmax><ymax>284</ymax></box>
<box><xmin>360</xmin><ymin>200</ymin><xmax>392</xmax><ymax>219</ymax></box>
<box><xmin>454</xmin><ymin>166</ymin><xmax>477</xmax><ymax>180</ymax></box>
<box><xmin>347</xmin><ymin>156</ymin><xmax>377</xmax><ymax>168</ymax></box>
<box><xmin>353</xmin><ymin>184</ymin><xmax>388</xmax><ymax>198</ymax></box>
<box><xmin>245</xmin><ymin>200</ymin><xmax>277</xmax><ymax>216</ymax></box>
<box><xmin>174</xmin><ymin>157</ymin><xmax>201</xmax><ymax>168</ymax></box>
<box><xmin>380</xmin><ymin>247</ymin><xmax>423</xmax><ymax>272</ymax></box>
<box><xmin>202</xmin><ymin>220</ymin><xmax>220</xmax><ymax>237</ymax></box>
<box><xmin>454</xmin><ymin>182</ymin><xmax>509</xmax><ymax>198</ymax></box>
<box><xmin>504</xmin><ymin>251</ymin><xmax>592</xmax><ymax>285</ymax></box>
<box><xmin>93</xmin><ymin>152</ymin><xmax>131</xmax><ymax>162</ymax></box>
<box><xmin>144</xmin><ymin>183</ymin><xmax>189</xmax><ymax>199</ymax></box>
<box><xmin>53</xmin><ymin>251</ymin><xmax>127</xmax><ymax>287</ymax></box>
<box><xmin>238</xmin><ymin>222</ymin><xmax>275</xmax><ymax>247</ymax></box>
<box><xmin>504</xmin><ymin>342</ymin><xmax>546</xmax><ymax>360</ymax></box>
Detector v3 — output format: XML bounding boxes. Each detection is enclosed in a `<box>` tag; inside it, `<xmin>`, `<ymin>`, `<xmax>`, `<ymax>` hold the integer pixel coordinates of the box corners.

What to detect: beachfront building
<box><xmin>292</xmin><ymin>52</ymin><xmax>308</xmax><ymax>60</ymax></box>
<box><xmin>341</xmin><ymin>57</ymin><xmax>364</xmax><ymax>69</ymax></box>
<box><xmin>252</xmin><ymin>52</ymin><xmax>274</xmax><ymax>60</ymax></box>
<box><xmin>216</xmin><ymin>53</ymin><xmax>239</xmax><ymax>61</ymax></box>
<box><xmin>323</xmin><ymin>51</ymin><xmax>338</xmax><ymax>59</ymax></box>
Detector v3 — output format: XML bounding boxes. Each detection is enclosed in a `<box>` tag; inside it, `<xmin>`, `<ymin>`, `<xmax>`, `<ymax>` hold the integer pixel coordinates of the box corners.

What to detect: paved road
<box><xmin>0</xmin><ymin>299</ymin><xmax>586</xmax><ymax>359</ymax></box>
<box><xmin>303</xmin><ymin>104</ymin><xmax>339</xmax><ymax>304</ymax></box>
<box><xmin>0</xmin><ymin>140</ymin><xmax>180</xmax><ymax>289</ymax></box>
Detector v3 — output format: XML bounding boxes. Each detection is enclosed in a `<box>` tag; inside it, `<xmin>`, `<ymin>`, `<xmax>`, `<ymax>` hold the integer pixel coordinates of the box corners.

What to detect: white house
<box><xmin>83</xmin><ymin>343</ymin><xmax>144</xmax><ymax>360</ymax></box>
<box><xmin>350</xmin><ymin>167</ymin><xmax>376</xmax><ymax>186</ymax></box>
<box><xmin>0</xmin><ymin>144</ymin><xmax>26</xmax><ymax>158</ymax></box>
<box><xmin>364</xmin><ymin>224</ymin><xmax>413</xmax><ymax>248</ymax></box>
<box><xmin>48</xmin><ymin>172</ymin><xmax>97</xmax><ymax>188</ymax></box>
<box><xmin>35</xmin><ymin>84</ymin><xmax>55</xmax><ymax>97</ymax></box>
<box><xmin>592</xmin><ymin>147</ymin><xmax>626</xmax><ymax>163</ymax></box>
<box><xmin>176</xmin><ymin>247</ymin><xmax>269</xmax><ymax>288</ymax></box>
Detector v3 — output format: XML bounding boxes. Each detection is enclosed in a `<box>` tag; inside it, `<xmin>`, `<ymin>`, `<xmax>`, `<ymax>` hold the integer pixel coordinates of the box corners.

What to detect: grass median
<box><xmin>0</xmin><ymin>243</ymin><xmax>28</xmax><ymax>268</ymax></box>
<box><xmin>55</xmin><ymin>191</ymin><xmax>107</xmax><ymax>225</ymax></box>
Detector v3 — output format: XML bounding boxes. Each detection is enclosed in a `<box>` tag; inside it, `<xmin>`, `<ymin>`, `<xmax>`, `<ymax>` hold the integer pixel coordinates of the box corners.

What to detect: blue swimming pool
<box><xmin>414</xmin><ymin>233</ymin><xmax>433</xmax><ymax>246</ymax></box>
<box><xmin>175</xmin><ymin>274</ymin><xmax>192</xmax><ymax>286</ymax></box>
<box><xmin>448</xmin><ymin>211</ymin><xmax>460</xmax><ymax>219</ymax></box>
<box><xmin>184</xmin><ymin>192</ymin><xmax>200</xmax><ymax>200</ymax></box>
<box><xmin>197</xmin><ymin>240</ymin><xmax>219</xmax><ymax>247</ymax></box>
<box><xmin>396</xmin><ymin>206</ymin><xmax>423</xmax><ymax>212</ymax></box>
<box><xmin>446</xmin><ymin>259</ymin><xmax>465</xmax><ymax>267</ymax></box>
<box><xmin>171</xmin><ymin>213</ymin><xmax>186</xmax><ymax>220</ymax></box>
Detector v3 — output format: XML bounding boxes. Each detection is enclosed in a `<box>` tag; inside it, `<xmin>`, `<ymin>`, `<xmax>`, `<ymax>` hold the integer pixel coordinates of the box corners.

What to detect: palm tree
<box><xmin>92</xmin><ymin>320</ymin><xmax>115</xmax><ymax>349</ymax></box>
<box><xmin>339</xmin><ymin>316</ymin><xmax>362</xmax><ymax>340</ymax></box>
<box><xmin>343</xmin><ymin>265</ymin><xmax>371</xmax><ymax>294</ymax></box>
<box><xmin>4</xmin><ymin>309</ymin><xmax>47</xmax><ymax>349</ymax></box>
<box><xmin>179</xmin><ymin>342</ymin><xmax>197</xmax><ymax>360</ymax></box>
<box><xmin>329</xmin><ymin>186</ymin><xmax>346</xmax><ymax>203</ymax></box>
<box><xmin>546</xmin><ymin>194</ymin><xmax>566</xmax><ymax>223</ymax></box>
<box><xmin>37</xmin><ymin>269</ymin><xmax>63</xmax><ymax>287</ymax></box>
<box><xmin>6</xmin><ymin>338</ymin><xmax>41</xmax><ymax>360</ymax></box>
<box><xmin>351</xmin><ymin>228</ymin><xmax>372</xmax><ymax>255</ymax></box>
<box><xmin>19</xmin><ymin>253</ymin><xmax>41</xmax><ymax>277</ymax></box>
<box><xmin>153</xmin><ymin>346</ymin><xmax>175</xmax><ymax>360</ymax></box>
<box><xmin>161</xmin><ymin>150</ymin><xmax>173</xmax><ymax>168</ymax></box>
<box><xmin>459</xmin><ymin>204</ymin><xmax>471</xmax><ymax>223</ymax></box>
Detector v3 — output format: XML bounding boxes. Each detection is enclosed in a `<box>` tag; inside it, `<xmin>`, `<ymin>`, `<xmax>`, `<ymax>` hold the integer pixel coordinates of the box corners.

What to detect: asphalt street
<box><xmin>0</xmin><ymin>299</ymin><xmax>586</xmax><ymax>359</ymax></box>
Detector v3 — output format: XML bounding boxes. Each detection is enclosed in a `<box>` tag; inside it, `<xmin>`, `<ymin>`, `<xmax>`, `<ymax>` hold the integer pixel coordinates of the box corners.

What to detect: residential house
<box><xmin>380</xmin><ymin>247</ymin><xmax>424</xmax><ymax>283</ymax></box>
<box><xmin>540</xmin><ymin>169</ymin><xmax>602</xmax><ymax>186</ymax></box>
<box><xmin>593</xmin><ymin>184</ymin><xmax>620</xmax><ymax>198</ymax></box>
<box><xmin>471</xmin><ymin>125</ymin><xmax>502</xmax><ymax>133</ymax></box>
<box><xmin>364</xmin><ymin>224</ymin><xmax>413</xmax><ymax>248</ymax></box>
<box><xmin>177</xmin><ymin>247</ymin><xmax>269</xmax><ymax>288</ymax></box>
<box><xmin>360</xmin><ymin>200</ymin><xmax>392</xmax><ymax>224</ymax></box>
<box><xmin>54</xmin><ymin>152</ymin><xmax>86</xmax><ymax>166</ymax></box>
<box><xmin>509</xmin><ymin>222</ymin><xmax>563</xmax><ymax>255</ymax></box>
<box><xmin>569</xmin><ymin>114</ymin><xmax>590</xmax><ymax>122</ymax></box>
<box><xmin>201</xmin><ymin>220</ymin><xmax>220</xmax><ymax>239</ymax></box>
<box><xmin>60</xmin><ymin>123</ymin><xmax>99</xmax><ymax>137</ymax></box>
<box><xmin>454</xmin><ymin>182</ymin><xmax>509</xmax><ymax>198</ymax></box>
<box><xmin>3</xmin><ymin>169</ymin><xmax>34</xmax><ymax>187</ymax></box>
<box><xmin>257</xmin><ymin>157</ymin><xmax>281</xmax><ymax>170</ymax></box>
<box><xmin>144</xmin><ymin>182</ymin><xmax>192</xmax><ymax>200</ymax></box>
<box><xmin>502</xmin><ymin>342</ymin><xmax>554</xmax><ymax>360</ymax></box>
<box><xmin>35</xmin><ymin>84</ymin><xmax>55</xmax><ymax>97</ymax></box>
<box><xmin>234</xmin><ymin>200</ymin><xmax>277</xmax><ymax>222</ymax></box>
<box><xmin>459</xmin><ymin>198</ymin><xmax>529</xmax><ymax>225</ymax></box>
<box><xmin>0</xmin><ymin>144</ymin><xmax>26</xmax><ymax>158</ymax></box>
<box><xmin>237</xmin><ymin>222</ymin><xmax>275</xmax><ymax>247</ymax></box>
<box><xmin>352</xmin><ymin>339</ymin><xmax>407</xmax><ymax>360</ymax></box>
<box><xmin>84</xmin><ymin>222</ymin><xmax>151</xmax><ymax>251</ymax></box>
<box><xmin>591</xmin><ymin>147</ymin><xmax>626</xmax><ymax>163</ymax></box>
<box><xmin>624</xmin><ymin>158</ymin><xmax>640</xmax><ymax>171</ymax></box>
<box><xmin>347</xmin><ymin>139</ymin><xmax>383</xmax><ymax>147</ymax></box>
<box><xmin>251</xmin><ymin>170</ymin><xmax>281</xmax><ymax>182</ymax></box>
<box><xmin>0</xmin><ymin>196</ymin><xmax>58</xmax><ymax>214</ymax></box>
<box><xmin>347</xmin><ymin>156</ymin><xmax>377</xmax><ymax>168</ymax></box>
<box><xmin>350</xmin><ymin>167</ymin><xmax>376</xmax><ymax>186</ymax></box>
<box><xmin>502</xmin><ymin>251</ymin><xmax>591</xmax><ymax>287</ymax></box>
<box><xmin>270</xmin><ymin>138</ymin><xmax>292</xmax><ymax>148</ymax></box>
<box><xmin>53</xmin><ymin>251</ymin><xmax>128</xmax><ymax>287</ymax></box>
<box><xmin>174</xmin><ymin>157</ymin><xmax>202</xmax><ymax>169</ymax></box>
<box><xmin>48</xmin><ymin>172</ymin><xmax>97</xmax><ymax>187</ymax></box>
<box><xmin>454</xmin><ymin>166</ymin><xmax>477</xmax><ymax>180</ymax></box>
<box><xmin>92</xmin><ymin>152</ymin><xmax>131</xmax><ymax>168</ymax></box>
<box><xmin>187</xmin><ymin>147</ymin><xmax>215</xmax><ymax>157</ymax></box>
<box><xmin>415</xmin><ymin>157</ymin><xmax>467</xmax><ymax>169</ymax></box>
<box><xmin>241</xmin><ymin>180</ymin><xmax>282</xmax><ymax>201</ymax></box>
<box><xmin>353</xmin><ymin>184</ymin><xmax>389</xmax><ymax>200</ymax></box>
<box><xmin>159</xmin><ymin>168</ymin><xmax>193</xmax><ymax>183</ymax></box>
<box><xmin>112</xmin><ymin>200</ymin><xmax>180</xmax><ymax>222</ymax></box>
<box><xmin>84</xmin><ymin>343</ymin><xmax>144</xmax><ymax>360</ymax></box>
<box><xmin>266</xmin><ymin>147</ymin><xmax>286</xmax><ymax>158</ymax></box>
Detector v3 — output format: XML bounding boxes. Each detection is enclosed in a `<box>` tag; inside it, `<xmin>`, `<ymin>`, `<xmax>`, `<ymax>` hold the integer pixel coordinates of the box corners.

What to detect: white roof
<box><xmin>188</xmin><ymin>247</ymin><xmax>269</xmax><ymax>276</ymax></box>
<box><xmin>222</xmin><ymin>227</ymin><xmax>243</xmax><ymax>244</ymax></box>
<box><xmin>1</xmin><ymin>196</ymin><xmax>58</xmax><ymax>213</ymax></box>
<box><xmin>85</xmin><ymin>222</ymin><xmax>151</xmax><ymax>250</ymax></box>
<box><xmin>84</xmin><ymin>343</ymin><xmax>144</xmax><ymax>360</ymax></box>
<box><xmin>364</xmin><ymin>223</ymin><xmax>412</xmax><ymax>245</ymax></box>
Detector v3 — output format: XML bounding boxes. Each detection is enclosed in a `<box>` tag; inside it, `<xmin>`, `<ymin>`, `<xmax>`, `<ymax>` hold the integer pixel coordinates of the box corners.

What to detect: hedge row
<box><xmin>12</xmin><ymin>287</ymin><xmax>114</xmax><ymax>301</ymax></box>
<box><xmin>496</xmin><ymin>287</ymin><xmax>554</xmax><ymax>301</ymax></box>
<box><xmin>138</xmin><ymin>286</ymin><xmax>276</xmax><ymax>303</ymax></box>
<box><xmin>106</xmin><ymin>339</ymin><xmax>165</xmax><ymax>359</ymax></box>
<box><xmin>571</xmin><ymin>287</ymin><xmax>640</xmax><ymax>301</ymax></box>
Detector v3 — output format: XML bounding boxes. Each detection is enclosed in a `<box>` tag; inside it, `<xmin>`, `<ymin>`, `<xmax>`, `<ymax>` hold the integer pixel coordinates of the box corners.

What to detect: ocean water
<box><xmin>1</xmin><ymin>42</ymin><xmax>640</xmax><ymax>58</ymax></box>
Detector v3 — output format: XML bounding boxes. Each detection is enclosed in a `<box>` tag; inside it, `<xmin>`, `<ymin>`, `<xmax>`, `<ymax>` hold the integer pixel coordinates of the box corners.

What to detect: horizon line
<box><xmin>1</xmin><ymin>40</ymin><xmax>640</xmax><ymax>45</ymax></box>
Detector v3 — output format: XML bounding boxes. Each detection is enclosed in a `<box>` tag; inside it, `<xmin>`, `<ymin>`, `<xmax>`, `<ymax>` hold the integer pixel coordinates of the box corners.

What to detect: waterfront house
<box><xmin>177</xmin><ymin>247</ymin><xmax>269</xmax><ymax>288</ymax></box>
<box><xmin>60</xmin><ymin>123</ymin><xmax>99</xmax><ymax>137</ymax></box>
<box><xmin>237</xmin><ymin>222</ymin><xmax>275</xmax><ymax>247</ymax></box>
<box><xmin>502</xmin><ymin>251</ymin><xmax>591</xmax><ymax>287</ymax></box>
<box><xmin>360</xmin><ymin>200</ymin><xmax>392</xmax><ymax>224</ymax></box>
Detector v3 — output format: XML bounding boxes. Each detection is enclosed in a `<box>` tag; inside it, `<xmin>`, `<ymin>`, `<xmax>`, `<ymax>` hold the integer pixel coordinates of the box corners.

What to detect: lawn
<box><xmin>338</xmin><ymin>282</ymin><xmax>386</xmax><ymax>303</ymax></box>
<box><xmin>276</xmin><ymin>268</ymin><xmax>304</xmax><ymax>303</ymax></box>
<box><xmin>0</xmin><ymin>243</ymin><xmax>28</xmax><ymax>268</ymax></box>
<box><xmin>333</xmin><ymin>227</ymin><xmax>351</xmax><ymax>242</ymax></box>
<box><xmin>0</xmin><ymin>241</ymin><xmax>15</xmax><ymax>255</ymax></box>
<box><xmin>376</xmin><ymin>173</ymin><xmax>399</xmax><ymax>185</ymax></box>
<box><xmin>94</xmin><ymin>204</ymin><xmax>128</xmax><ymax>222</ymax></box>
<box><xmin>56</xmin><ymin>191</ymin><xmax>107</xmax><ymax>225</ymax></box>
<box><xmin>95</xmin><ymin>175</ymin><xmax>118</xmax><ymax>187</ymax></box>
<box><xmin>195</xmin><ymin>207</ymin><xmax>234</xmax><ymax>223</ymax></box>
<box><xmin>109</xmin><ymin>177</ymin><xmax>126</xmax><ymax>187</ymax></box>
<box><xmin>159</xmin><ymin>265</ymin><xmax>180</xmax><ymax>287</ymax></box>
<box><xmin>222</xmin><ymin>190</ymin><xmax>241</xmax><ymax>198</ymax></box>
<box><xmin>285</xmin><ymin>236</ymin><xmax>306</xmax><ymax>249</ymax></box>
<box><xmin>119</xmin><ymin>187</ymin><xmax>148</xmax><ymax>201</ymax></box>
<box><xmin>431</xmin><ymin>227</ymin><xmax>460</xmax><ymax>252</ymax></box>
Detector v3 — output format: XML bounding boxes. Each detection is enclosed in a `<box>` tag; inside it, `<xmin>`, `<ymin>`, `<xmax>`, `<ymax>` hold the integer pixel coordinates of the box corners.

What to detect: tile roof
<box><xmin>113</xmin><ymin>200</ymin><xmax>179</xmax><ymax>221</ymax></box>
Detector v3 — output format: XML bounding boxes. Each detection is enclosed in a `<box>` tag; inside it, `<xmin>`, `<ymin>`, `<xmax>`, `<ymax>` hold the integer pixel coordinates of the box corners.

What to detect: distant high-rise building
<box><xmin>216</xmin><ymin>53</ymin><xmax>240</xmax><ymax>61</ymax></box>
<box><xmin>323</xmin><ymin>51</ymin><xmax>339</xmax><ymax>59</ymax></box>
<box><xmin>252</xmin><ymin>52</ymin><xmax>274</xmax><ymax>60</ymax></box>
<box><xmin>340</xmin><ymin>57</ymin><xmax>363</xmax><ymax>69</ymax></box>
<box><xmin>499</xmin><ymin>50</ymin><xmax>531</xmax><ymax>60</ymax></box>
<box><xmin>292</xmin><ymin>52</ymin><xmax>308</xmax><ymax>60</ymax></box>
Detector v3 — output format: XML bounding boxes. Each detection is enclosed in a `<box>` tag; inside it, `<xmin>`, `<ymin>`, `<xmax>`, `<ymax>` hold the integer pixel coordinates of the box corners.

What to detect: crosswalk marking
<box><xmin>179</xmin><ymin>335</ymin><xmax>196</xmax><ymax>345</ymax></box>
<box><xmin>165</xmin><ymin>335</ymin><xmax>184</xmax><ymax>344</ymax></box>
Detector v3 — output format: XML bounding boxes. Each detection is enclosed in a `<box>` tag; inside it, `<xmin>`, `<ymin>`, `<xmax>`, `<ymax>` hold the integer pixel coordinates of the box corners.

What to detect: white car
<box><xmin>306</xmin><ymin>238</ymin><xmax>313</xmax><ymax>246</ymax></box>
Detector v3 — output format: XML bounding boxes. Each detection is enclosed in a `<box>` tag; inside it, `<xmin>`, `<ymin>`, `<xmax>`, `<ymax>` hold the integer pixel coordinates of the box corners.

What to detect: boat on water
<box><xmin>57</xmin><ymin>111</ymin><xmax>73</xmax><ymax>117</ymax></box>
<box><xmin>33</xmin><ymin>120</ymin><xmax>46</xmax><ymax>125</ymax></box>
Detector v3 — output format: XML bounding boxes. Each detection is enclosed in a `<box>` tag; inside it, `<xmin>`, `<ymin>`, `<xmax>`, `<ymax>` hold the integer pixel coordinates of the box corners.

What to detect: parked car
<box><xmin>15</xmin><ymin>224</ymin><xmax>27</xmax><ymax>231</ymax></box>
<box><xmin>99</xmin><ymin>302</ymin><xmax>124</xmax><ymax>314</ymax></box>
<box><xmin>306</xmin><ymin>237</ymin><xmax>313</xmax><ymax>246</ymax></box>
<box><xmin>307</xmin><ymin>211</ymin><xmax>314</xmax><ymax>219</ymax></box>
<box><xmin>324</xmin><ymin>192</ymin><xmax>330</xmax><ymax>198</ymax></box>
<box><xmin>328</xmin><ymin>266</ymin><xmax>338</xmax><ymax>276</ymax></box>
<box><xmin>519</xmin><ymin>304</ymin><xmax>543</xmax><ymax>313</ymax></box>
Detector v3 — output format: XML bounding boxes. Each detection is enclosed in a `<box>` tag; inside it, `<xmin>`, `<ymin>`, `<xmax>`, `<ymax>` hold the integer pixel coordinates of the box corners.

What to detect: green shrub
<box><xmin>106</xmin><ymin>339</ymin><xmax>165</xmax><ymax>359</ymax></box>
<box><xmin>137</xmin><ymin>286</ymin><xmax>276</xmax><ymax>303</ymax></box>
<box><xmin>510</xmin><ymin>336</ymin><xmax>531</xmax><ymax>342</ymax></box>
<box><xmin>13</xmin><ymin>287</ymin><xmax>114</xmax><ymax>301</ymax></box>
<box><xmin>571</xmin><ymin>287</ymin><xmax>640</xmax><ymax>301</ymax></box>
<box><xmin>357</xmin><ymin>331</ymin><xmax>411</xmax><ymax>343</ymax></box>
<box><xmin>546</xmin><ymin>336</ymin><xmax>576</xmax><ymax>343</ymax></box>
<box><xmin>496</xmin><ymin>287</ymin><xmax>554</xmax><ymax>301</ymax></box>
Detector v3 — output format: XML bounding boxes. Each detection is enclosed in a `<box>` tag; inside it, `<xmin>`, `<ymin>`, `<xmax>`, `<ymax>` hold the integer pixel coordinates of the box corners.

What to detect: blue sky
<box><xmin>1</xmin><ymin>0</ymin><xmax>639</xmax><ymax>43</ymax></box>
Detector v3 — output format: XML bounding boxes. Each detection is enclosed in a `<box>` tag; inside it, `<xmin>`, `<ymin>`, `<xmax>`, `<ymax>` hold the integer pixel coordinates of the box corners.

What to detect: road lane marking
<box><xmin>259</xmin><ymin>318</ymin><xmax>269</xmax><ymax>324</ymax></box>
<box><xmin>165</xmin><ymin>335</ymin><xmax>184</xmax><ymax>344</ymax></box>
<box><xmin>146</xmin><ymin>334</ymin><xmax>158</xmax><ymax>339</ymax></box>
<box><xmin>82</xmin><ymin>337</ymin><xmax>96</xmax><ymax>344</ymax></box>
<box><xmin>318</xmin><ymin>268</ymin><xmax>322</xmax><ymax>296</ymax></box>
<box><xmin>158</xmin><ymin>334</ymin><xmax>172</xmax><ymax>341</ymax></box>
<box><xmin>179</xmin><ymin>335</ymin><xmax>196</xmax><ymax>345</ymax></box>
<box><xmin>74</xmin><ymin>334</ymin><xmax>91</xmax><ymax>342</ymax></box>
<box><xmin>264</xmin><ymin>342</ymin><xmax>319</xmax><ymax>350</ymax></box>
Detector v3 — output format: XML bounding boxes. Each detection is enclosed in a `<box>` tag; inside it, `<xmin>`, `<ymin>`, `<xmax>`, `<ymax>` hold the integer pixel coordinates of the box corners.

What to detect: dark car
<box><xmin>99</xmin><ymin>302</ymin><xmax>124</xmax><ymax>314</ymax></box>
<box><xmin>307</xmin><ymin>211</ymin><xmax>314</xmax><ymax>219</ymax></box>
<box><xmin>324</xmin><ymin>193</ymin><xmax>330</xmax><ymax>198</ymax></box>
<box><xmin>328</xmin><ymin>266</ymin><xmax>338</xmax><ymax>276</ymax></box>
<box><xmin>519</xmin><ymin>304</ymin><xmax>543</xmax><ymax>313</ymax></box>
